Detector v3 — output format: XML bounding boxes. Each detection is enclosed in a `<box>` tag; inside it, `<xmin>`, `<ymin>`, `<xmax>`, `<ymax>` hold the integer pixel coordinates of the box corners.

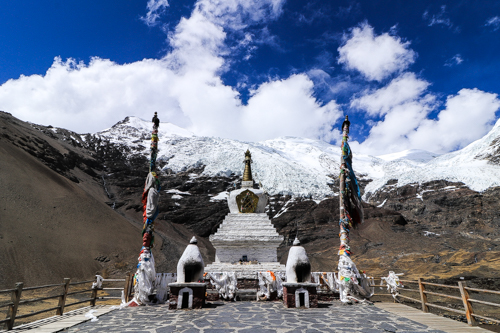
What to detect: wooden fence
<box><xmin>373</xmin><ymin>278</ymin><xmax>500</xmax><ymax>327</ymax></box>
<box><xmin>0</xmin><ymin>273</ymin><xmax>134</xmax><ymax>331</ymax></box>
<box><xmin>2</xmin><ymin>274</ymin><xmax>499</xmax><ymax>330</ymax></box>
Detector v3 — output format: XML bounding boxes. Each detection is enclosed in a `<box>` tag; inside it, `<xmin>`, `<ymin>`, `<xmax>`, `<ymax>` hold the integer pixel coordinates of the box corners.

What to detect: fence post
<box><xmin>7</xmin><ymin>282</ymin><xmax>23</xmax><ymax>330</ymax></box>
<box><xmin>458</xmin><ymin>281</ymin><xmax>477</xmax><ymax>326</ymax></box>
<box><xmin>90</xmin><ymin>279</ymin><xmax>98</xmax><ymax>307</ymax></box>
<box><xmin>127</xmin><ymin>273</ymin><xmax>135</xmax><ymax>302</ymax></box>
<box><xmin>124</xmin><ymin>272</ymin><xmax>131</xmax><ymax>303</ymax></box>
<box><xmin>57</xmin><ymin>278</ymin><xmax>71</xmax><ymax>315</ymax></box>
<box><xmin>418</xmin><ymin>278</ymin><xmax>428</xmax><ymax>312</ymax></box>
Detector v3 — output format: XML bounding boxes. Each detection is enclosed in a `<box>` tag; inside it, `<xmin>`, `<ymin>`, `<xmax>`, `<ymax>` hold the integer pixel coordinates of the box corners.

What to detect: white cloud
<box><xmin>243</xmin><ymin>74</ymin><xmax>342</xmax><ymax>142</ymax></box>
<box><xmin>485</xmin><ymin>16</ymin><xmax>500</xmax><ymax>31</ymax></box>
<box><xmin>0</xmin><ymin>0</ymin><xmax>340</xmax><ymax>143</ymax></box>
<box><xmin>444</xmin><ymin>54</ymin><xmax>463</xmax><ymax>67</ymax></box>
<box><xmin>352</xmin><ymin>83</ymin><xmax>500</xmax><ymax>155</ymax></box>
<box><xmin>338</xmin><ymin>23</ymin><xmax>416</xmax><ymax>81</ymax></box>
<box><xmin>0</xmin><ymin>57</ymin><xmax>190</xmax><ymax>133</ymax></box>
<box><xmin>423</xmin><ymin>5</ymin><xmax>453</xmax><ymax>28</ymax></box>
<box><xmin>195</xmin><ymin>0</ymin><xmax>284</xmax><ymax>31</ymax></box>
<box><xmin>141</xmin><ymin>0</ymin><xmax>170</xmax><ymax>27</ymax></box>
<box><xmin>351</xmin><ymin>72</ymin><xmax>430</xmax><ymax>116</ymax></box>
<box><xmin>408</xmin><ymin>89</ymin><xmax>500</xmax><ymax>152</ymax></box>
<box><xmin>350</xmin><ymin>73</ymin><xmax>436</xmax><ymax>154</ymax></box>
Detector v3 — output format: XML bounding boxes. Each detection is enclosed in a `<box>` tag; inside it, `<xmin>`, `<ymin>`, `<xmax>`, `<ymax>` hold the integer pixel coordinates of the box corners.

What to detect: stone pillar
<box><xmin>168</xmin><ymin>283</ymin><xmax>207</xmax><ymax>310</ymax></box>
<box><xmin>282</xmin><ymin>283</ymin><xmax>318</xmax><ymax>308</ymax></box>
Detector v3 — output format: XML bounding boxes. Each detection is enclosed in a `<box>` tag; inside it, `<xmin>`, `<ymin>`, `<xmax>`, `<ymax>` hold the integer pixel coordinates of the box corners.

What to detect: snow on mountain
<box><xmin>94</xmin><ymin>116</ymin><xmax>500</xmax><ymax>199</ymax></box>
<box><xmin>98</xmin><ymin>116</ymin><xmax>194</xmax><ymax>144</ymax></box>
<box><xmin>377</xmin><ymin>149</ymin><xmax>440</xmax><ymax>163</ymax></box>
<box><xmin>362</xmin><ymin>118</ymin><xmax>500</xmax><ymax>197</ymax></box>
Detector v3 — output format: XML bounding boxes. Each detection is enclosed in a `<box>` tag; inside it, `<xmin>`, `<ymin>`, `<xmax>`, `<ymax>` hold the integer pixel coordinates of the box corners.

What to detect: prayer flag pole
<box><xmin>337</xmin><ymin>116</ymin><xmax>372</xmax><ymax>303</ymax></box>
<box><xmin>130</xmin><ymin>113</ymin><xmax>161</xmax><ymax>305</ymax></box>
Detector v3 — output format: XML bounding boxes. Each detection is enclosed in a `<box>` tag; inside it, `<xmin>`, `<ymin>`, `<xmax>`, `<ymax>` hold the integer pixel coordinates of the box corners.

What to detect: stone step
<box><xmin>214</xmin><ymin>229</ymin><xmax>280</xmax><ymax>234</ymax></box>
<box><xmin>222</xmin><ymin>220</ymin><xmax>274</xmax><ymax>222</ymax></box>
<box><xmin>217</xmin><ymin>223</ymin><xmax>277</xmax><ymax>228</ymax></box>
<box><xmin>205</xmin><ymin>265</ymin><xmax>286</xmax><ymax>271</ymax></box>
<box><xmin>220</xmin><ymin>221</ymin><xmax>275</xmax><ymax>224</ymax></box>
<box><xmin>235</xmin><ymin>289</ymin><xmax>257</xmax><ymax>301</ymax></box>
<box><xmin>212</xmin><ymin>234</ymin><xmax>282</xmax><ymax>239</ymax></box>
<box><xmin>224</xmin><ymin>214</ymin><xmax>270</xmax><ymax>217</ymax></box>
<box><xmin>218</xmin><ymin>227</ymin><xmax>276</xmax><ymax>231</ymax></box>
<box><xmin>220</xmin><ymin>220</ymin><xmax>275</xmax><ymax>224</ymax></box>
<box><xmin>220</xmin><ymin>224</ymin><xmax>274</xmax><ymax>228</ymax></box>
<box><xmin>222</xmin><ymin>219</ymin><xmax>272</xmax><ymax>225</ymax></box>
<box><xmin>222</xmin><ymin>221</ymin><xmax>272</xmax><ymax>224</ymax></box>
<box><xmin>223</xmin><ymin>216</ymin><xmax>271</xmax><ymax>219</ymax></box>
<box><xmin>206</xmin><ymin>264</ymin><xmax>285</xmax><ymax>267</ymax></box>
<box><xmin>212</xmin><ymin>235</ymin><xmax>281</xmax><ymax>239</ymax></box>
<box><xmin>214</xmin><ymin>232</ymin><xmax>278</xmax><ymax>236</ymax></box>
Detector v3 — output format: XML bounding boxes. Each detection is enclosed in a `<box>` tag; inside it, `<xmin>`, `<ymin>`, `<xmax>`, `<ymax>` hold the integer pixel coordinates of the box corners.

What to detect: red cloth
<box><xmin>143</xmin><ymin>232</ymin><xmax>152</xmax><ymax>247</ymax></box>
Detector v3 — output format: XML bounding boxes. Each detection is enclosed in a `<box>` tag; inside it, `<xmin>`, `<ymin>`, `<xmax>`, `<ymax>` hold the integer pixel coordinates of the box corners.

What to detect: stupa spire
<box><xmin>242</xmin><ymin>149</ymin><xmax>253</xmax><ymax>182</ymax></box>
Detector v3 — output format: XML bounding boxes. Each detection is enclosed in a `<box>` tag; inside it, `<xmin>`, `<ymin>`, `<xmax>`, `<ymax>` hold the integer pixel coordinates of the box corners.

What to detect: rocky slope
<box><xmin>0</xmin><ymin>112</ymin><xmax>148</xmax><ymax>289</ymax></box>
<box><xmin>1</xmin><ymin>111</ymin><xmax>499</xmax><ymax>288</ymax></box>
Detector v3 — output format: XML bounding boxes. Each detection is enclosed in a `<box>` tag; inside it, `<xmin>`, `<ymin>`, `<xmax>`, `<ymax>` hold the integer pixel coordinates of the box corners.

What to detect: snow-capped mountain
<box><xmin>362</xmin><ymin>119</ymin><xmax>500</xmax><ymax>197</ymax></box>
<box><xmin>95</xmin><ymin>116</ymin><xmax>500</xmax><ymax>199</ymax></box>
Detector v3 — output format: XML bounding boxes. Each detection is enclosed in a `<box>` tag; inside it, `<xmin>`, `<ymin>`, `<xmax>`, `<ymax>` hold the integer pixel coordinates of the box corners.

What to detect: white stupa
<box><xmin>205</xmin><ymin>150</ymin><xmax>285</xmax><ymax>278</ymax></box>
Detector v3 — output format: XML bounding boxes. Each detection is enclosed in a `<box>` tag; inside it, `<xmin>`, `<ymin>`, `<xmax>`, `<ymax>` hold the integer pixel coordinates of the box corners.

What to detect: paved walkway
<box><xmin>62</xmin><ymin>302</ymin><xmax>451</xmax><ymax>333</ymax></box>
<box><xmin>7</xmin><ymin>302</ymin><xmax>491</xmax><ymax>333</ymax></box>
<box><xmin>4</xmin><ymin>306</ymin><xmax>114</xmax><ymax>333</ymax></box>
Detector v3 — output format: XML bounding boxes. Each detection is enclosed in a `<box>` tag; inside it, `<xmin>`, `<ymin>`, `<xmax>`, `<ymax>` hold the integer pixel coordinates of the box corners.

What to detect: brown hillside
<box><xmin>0</xmin><ymin>113</ymin><xmax>150</xmax><ymax>289</ymax></box>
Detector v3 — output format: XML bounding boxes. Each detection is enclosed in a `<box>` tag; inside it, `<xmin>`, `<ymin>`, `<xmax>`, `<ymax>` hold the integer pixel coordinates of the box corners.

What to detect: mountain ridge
<box><xmin>1</xmin><ymin>111</ymin><xmax>499</xmax><ymax>288</ymax></box>
<box><xmin>93</xmin><ymin>116</ymin><xmax>500</xmax><ymax>200</ymax></box>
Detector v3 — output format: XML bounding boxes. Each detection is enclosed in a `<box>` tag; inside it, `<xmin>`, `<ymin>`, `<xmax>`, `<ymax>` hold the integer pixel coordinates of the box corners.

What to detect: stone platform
<box><xmin>9</xmin><ymin>302</ymin><xmax>491</xmax><ymax>333</ymax></box>
<box><xmin>56</xmin><ymin>301</ymin><xmax>483</xmax><ymax>333</ymax></box>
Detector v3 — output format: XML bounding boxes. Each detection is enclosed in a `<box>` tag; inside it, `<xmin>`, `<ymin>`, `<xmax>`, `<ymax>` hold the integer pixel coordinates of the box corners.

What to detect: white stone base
<box><xmin>210</xmin><ymin>213</ymin><xmax>283</xmax><ymax>264</ymax></box>
<box><xmin>204</xmin><ymin>262</ymin><xmax>286</xmax><ymax>279</ymax></box>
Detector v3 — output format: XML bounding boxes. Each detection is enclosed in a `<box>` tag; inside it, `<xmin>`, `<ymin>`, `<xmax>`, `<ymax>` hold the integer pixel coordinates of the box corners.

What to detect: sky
<box><xmin>1</xmin><ymin>0</ymin><xmax>500</xmax><ymax>155</ymax></box>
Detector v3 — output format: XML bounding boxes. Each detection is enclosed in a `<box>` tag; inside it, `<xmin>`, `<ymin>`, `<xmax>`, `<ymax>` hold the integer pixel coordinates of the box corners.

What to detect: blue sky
<box><xmin>1</xmin><ymin>0</ymin><xmax>500</xmax><ymax>155</ymax></box>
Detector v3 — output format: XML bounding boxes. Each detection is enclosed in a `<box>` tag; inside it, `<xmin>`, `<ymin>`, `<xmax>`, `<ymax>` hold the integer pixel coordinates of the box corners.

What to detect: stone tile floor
<box><xmin>62</xmin><ymin>302</ymin><xmax>447</xmax><ymax>333</ymax></box>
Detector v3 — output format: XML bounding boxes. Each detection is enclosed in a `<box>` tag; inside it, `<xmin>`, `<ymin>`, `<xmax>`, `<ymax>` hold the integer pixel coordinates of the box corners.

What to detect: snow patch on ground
<box><xmin>210</xmin><ymin>191</ymin><xmax>228</xmax><ymax>202</ymax></box>
<box><xmin>166</xmin><ymin>189</ymin><xmax>191</xmax><ymax>195</ymax></box>
<box><xmin>377</xmin><ymin>199</ymin><xmax>387</xmax><ymax>208</ymax></box>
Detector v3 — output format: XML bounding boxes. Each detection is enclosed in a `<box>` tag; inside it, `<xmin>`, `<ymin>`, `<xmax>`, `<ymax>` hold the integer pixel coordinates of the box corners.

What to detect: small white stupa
<box><xmin>282</xmin><ymin>237</ymin><xmax>318</xmax><ymax>308</ymax></box>
<box><xmin>285</xmin><ymin>238</ymin><xmax>311</xmax><ymax>283</ymax></box>
<box><xmin>176</xmin><ymin>236</ymin><xmax>205</xmax><ymax>283</ymax></box>
<box><xmin>169</xmin><ymin>236</ymin><xmax>207</xmax><ymax>309</ymax></box>
<box><xmin>205</xmin><ymin>150</ymin><xmax>285</xmax><ymax>278</ymax></box>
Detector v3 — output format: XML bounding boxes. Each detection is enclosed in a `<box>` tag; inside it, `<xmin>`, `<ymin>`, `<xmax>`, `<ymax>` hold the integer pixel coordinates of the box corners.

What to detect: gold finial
<box><xmin>242</xmin><ymin>149</ymin><xmax>253</xmax><ymax>181</ymax></box>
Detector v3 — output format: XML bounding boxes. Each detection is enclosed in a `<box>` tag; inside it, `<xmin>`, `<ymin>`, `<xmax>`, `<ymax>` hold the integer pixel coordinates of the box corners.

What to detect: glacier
<box><xmin>94</xmin><ymin>116</ymin><xmax>500</xmax><ymax>200</ymax></box>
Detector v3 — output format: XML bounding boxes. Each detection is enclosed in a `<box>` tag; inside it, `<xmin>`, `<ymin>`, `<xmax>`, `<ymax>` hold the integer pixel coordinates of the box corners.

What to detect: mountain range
<box><xmin>96</xmin><ymin>115</ymin><xmax>500</xmax><ymax>199</ymax></box>
<box><xmin>1</xmin><ymin>111</ymin><xmax>499</xmax><ymax>289</ymax></box>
